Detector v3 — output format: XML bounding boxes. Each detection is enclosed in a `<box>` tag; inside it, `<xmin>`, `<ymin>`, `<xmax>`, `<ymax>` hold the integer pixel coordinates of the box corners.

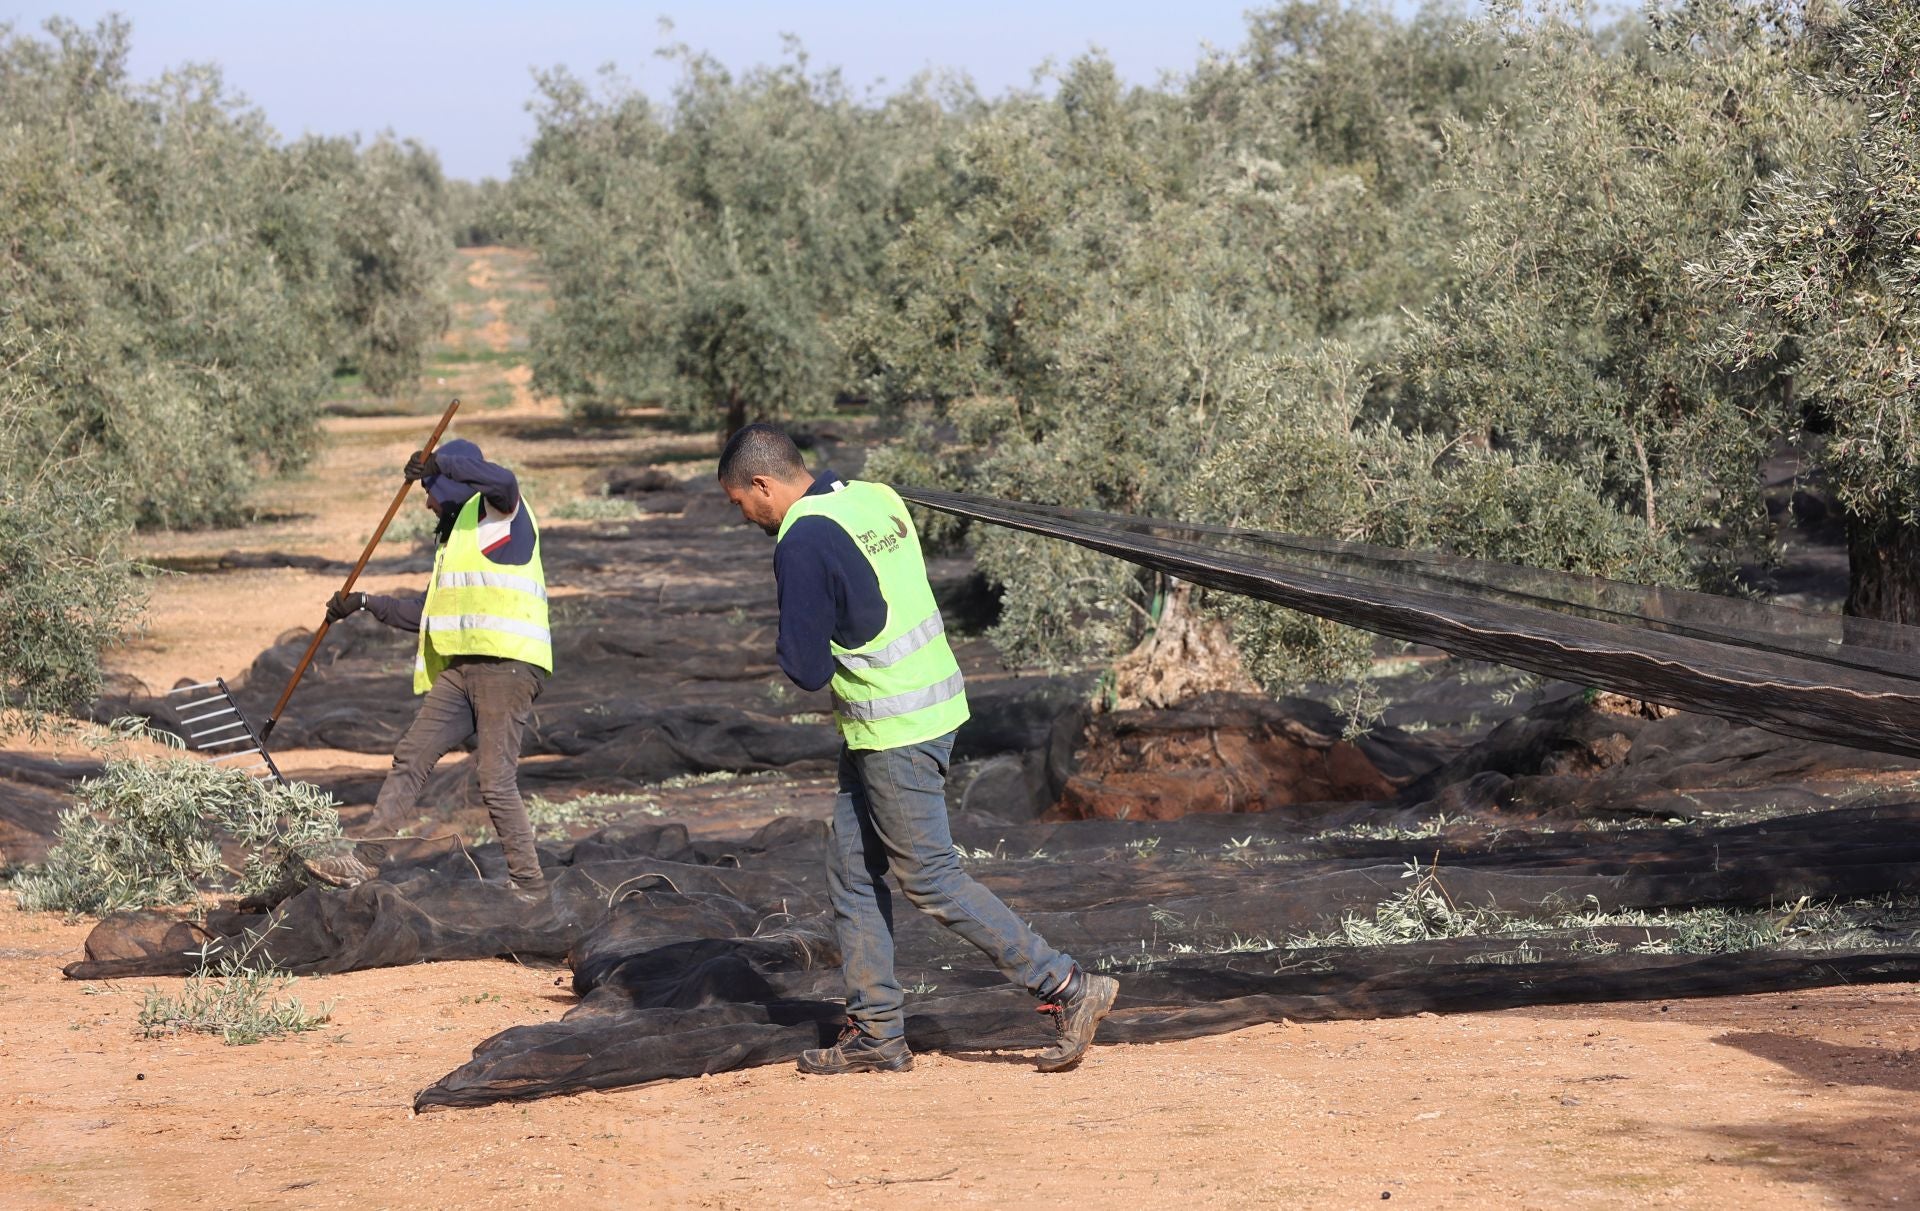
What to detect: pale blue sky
<box><xmin>0</xmin><ymin>1</ymin><xmax>1456</xmax><ymax>179</ymax></box>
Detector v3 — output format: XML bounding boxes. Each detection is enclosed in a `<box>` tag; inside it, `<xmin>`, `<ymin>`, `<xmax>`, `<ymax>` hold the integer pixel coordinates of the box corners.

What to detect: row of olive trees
<box><xmin>510</xmin><ymin>42</ymin><xmax>968</xmax><ymax>423</ymax></box>
<box><xmin>0</xmin><ymin>17</ymin><xmax>452</xmax><ymax>719</ymax></box>
<box><xmin>512</xmin><ymin>1</ymin><xmax>1920</xmax><ymax>699</ymax></box>
<box><xmin>1706</xmin><ymin>0</ymin><xmax>1920</xmax><ymax>620</ymax></box>
<box><xmin>1219</xmin><ymin>0</ymin><xmax>1917</xmax><ymax>640</ymax></box>
<box><xmin>853</xmin><ymin>3</ymin><xmax>1516</xmax><ymax>681</ymax></box>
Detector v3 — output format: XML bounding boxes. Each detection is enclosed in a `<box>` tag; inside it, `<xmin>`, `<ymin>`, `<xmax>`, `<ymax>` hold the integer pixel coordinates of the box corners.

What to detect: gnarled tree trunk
<box><xmin>1845</xmin><ymin>510</ymin><xmax>1920</xmax><ymax>623</ymax></box>
<box><xmin>1106</xmin><ymin>579</ymin><xmax>1257</xmax><ymax>712</ymax></box>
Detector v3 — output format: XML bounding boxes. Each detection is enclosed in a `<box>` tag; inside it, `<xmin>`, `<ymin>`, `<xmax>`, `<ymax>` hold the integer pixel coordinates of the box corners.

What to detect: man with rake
<box><xmin>306</xmin><ymin>439</ymin><xmax>552</xmax><ymax>901</ymax></box>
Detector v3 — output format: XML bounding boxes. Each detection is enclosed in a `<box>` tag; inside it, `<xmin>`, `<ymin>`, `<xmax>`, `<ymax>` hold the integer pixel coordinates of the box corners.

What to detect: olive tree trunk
<box><xmin>1106</xmin><ymin>580</ymin><xmax>1257</xmax><ymax>711</ymax></box>
<box><xmin>1844</xmin><ymin>510</ymin><xmax>1920</xmax><ymax>623</ymax></box>
<box><xmin>723</xmin><ymin>387</ymin><xmax>747</xmax><ymax>437</ymax></box>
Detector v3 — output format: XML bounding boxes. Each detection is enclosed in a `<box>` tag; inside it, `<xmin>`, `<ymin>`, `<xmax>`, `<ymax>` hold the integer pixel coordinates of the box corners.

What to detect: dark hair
<box><xmin>717</xmin><ymin>423</ymin><xmax>808</xmax><ymax>488</ymax></box>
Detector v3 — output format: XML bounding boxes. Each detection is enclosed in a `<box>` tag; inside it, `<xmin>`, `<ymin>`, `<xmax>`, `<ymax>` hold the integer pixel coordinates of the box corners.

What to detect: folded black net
<box><xmin>63</xmin><ymin>731</ymin><xmax>1920</xmax><ymax>1110</ymax></box>
<box><xmin>896</xmin><ymin>489</ymin><xmax>1920</xmax><ymax>759</ymax></box>
<box><xmin>413</xmin><ymin>799</ymin><xmax>1920</xmax><ymax>1108</ymax></box>
<box><xmin>62</xmin><ymin>817</ymin><xmax>831</xmax><ymax>980</ymax></box>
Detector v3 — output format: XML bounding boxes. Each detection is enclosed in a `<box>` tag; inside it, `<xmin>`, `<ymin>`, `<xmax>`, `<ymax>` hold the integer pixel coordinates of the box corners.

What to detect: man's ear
<box><xmin>749</xmin><ymin>474</ymin><xmax>777</xmax><ymax>498</ymax></box>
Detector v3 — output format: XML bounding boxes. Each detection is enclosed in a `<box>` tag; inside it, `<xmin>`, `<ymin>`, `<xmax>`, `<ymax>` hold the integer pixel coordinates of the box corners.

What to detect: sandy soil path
<box><xmin>1</xmin><ymin>900</ymin><xmax>1914</xmax><ymax>1209</ymax></box>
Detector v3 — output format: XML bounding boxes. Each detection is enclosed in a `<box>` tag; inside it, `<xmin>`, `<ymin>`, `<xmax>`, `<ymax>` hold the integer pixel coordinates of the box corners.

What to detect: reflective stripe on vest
<box><xmin>413</xmin><ymin>493</ymin><xmax>552</xmax><ymax>693</ymax></box>
<box><xmin>422</xmin><ymin>613</ymin><xmax>553</xmax><ymax>644</ymax></box>
<box><xmin>776</xmin><ymin>480</ymin><xmax>968</xmax><ymax>750</ymax></box>
<box><xmin>832</xmin><ymin>610</ymin><xmax>944</xmax><ymax>671</ymax></box>
<box><xmin>434</xmin><ymin>570</ymin><xmax>548</xmax><ymax>599</ymax></box>
<box><xmin>834</xmin><ymin>669</ymin><xmax>965</xmax><ymax>722</ymax></box>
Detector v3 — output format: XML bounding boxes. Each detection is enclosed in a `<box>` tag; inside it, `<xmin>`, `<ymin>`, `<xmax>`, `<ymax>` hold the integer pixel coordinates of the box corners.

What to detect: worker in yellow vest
<box><xmin>719</xmin><ymin>424</ymin><xmax>1118</xmax><ymax>1074</ymax></box>
<box><xmin>307</xmin><ymin>439</ymin><xmax>552</xmax><ymax>900</ymax></box>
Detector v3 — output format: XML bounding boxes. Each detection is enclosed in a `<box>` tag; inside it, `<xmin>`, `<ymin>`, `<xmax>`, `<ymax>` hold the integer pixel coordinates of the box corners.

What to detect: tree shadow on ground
<box><xmin>1713</xmin><ymin>1030</ymin><xmax>1920</xmax><ymax>1094</ymax></box>
<box><xmin>1692</xmin><ymin>1031</ymin><xmax>1920</xmax><ymax>1206</ymax></box>
<box><xmin>1695</xmin><ymin>1110</ymin><xmax>1917</xmax><ymax>1208</ymax></box>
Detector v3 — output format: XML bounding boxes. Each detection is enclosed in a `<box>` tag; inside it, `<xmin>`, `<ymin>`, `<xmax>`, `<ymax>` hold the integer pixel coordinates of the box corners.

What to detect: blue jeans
<box><xmin>828</xmin><ymin>730</ymin><xmax>1076</xmax><ymax>1041</ymax></box>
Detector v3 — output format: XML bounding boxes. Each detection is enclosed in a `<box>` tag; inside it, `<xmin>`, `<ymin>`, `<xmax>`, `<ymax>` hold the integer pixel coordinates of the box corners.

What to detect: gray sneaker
<box><xmin>1034</xmin><ymin>969</ymin><xmax>1119</xmax><ymax>1072</ymax></box>
<box><xmin>304</xmin><ymin>842</ymin><xmax>377</xmax><ymax>888</ymax></box>
<box><xmin>798</xmin><ymin>1020</ymin><xmax>913</xmax><ymax>1075</ymax></box>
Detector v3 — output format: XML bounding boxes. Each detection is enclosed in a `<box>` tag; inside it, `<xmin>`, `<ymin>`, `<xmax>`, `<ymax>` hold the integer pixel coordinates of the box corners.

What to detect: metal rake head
<box><xmin>166</xmin><ymin>679</ymin><xmax>286</xmax><ymax>786</ymax></box>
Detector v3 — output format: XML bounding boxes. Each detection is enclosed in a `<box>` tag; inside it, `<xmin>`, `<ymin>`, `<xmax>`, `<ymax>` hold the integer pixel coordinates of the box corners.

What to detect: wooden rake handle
<box><xmin>260</xmin><ymin>398</ymin><xmax>461</xmax><ymax>741</ymax></box>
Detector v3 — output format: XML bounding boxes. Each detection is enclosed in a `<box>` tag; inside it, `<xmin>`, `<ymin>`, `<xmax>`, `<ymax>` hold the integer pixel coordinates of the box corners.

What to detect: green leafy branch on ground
<box><xmin>137</xmin><ymin>922</ymin><xmax>332</xmax><ymax>1046</ymax></box>
<box><xmin>525</xmin><ymin>790</ymin><xmax>664</xmax><ymax>828</ymax></box>
<box><xmin>13</xmin><ymin>744</ymin><xmax>344</xmax><ymax>916</ymax></box>
<box><xmin>1289</xmin><ymin>863</ymin><xmax>1919</xmax><ymax>956</ymax></box>
<box><xmin>1090</xmin><ymin>854</ymin><xmax>1920</xmax><ymax>974</ymax></box>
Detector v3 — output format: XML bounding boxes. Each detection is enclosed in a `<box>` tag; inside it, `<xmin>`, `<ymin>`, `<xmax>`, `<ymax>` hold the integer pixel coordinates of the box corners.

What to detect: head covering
<box><xmin>423</xmin><ymin>438</ymin><xmax>483</xmax><ymax>511</ymax></box>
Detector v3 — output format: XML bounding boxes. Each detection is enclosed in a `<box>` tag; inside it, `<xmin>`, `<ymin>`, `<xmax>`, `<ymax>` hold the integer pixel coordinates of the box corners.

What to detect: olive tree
<box><xmin>855</xmin><ymin>5</ymin><xmax>1503</xmax><ymax>685</ymax></box>
<box><xmin>0</xmin><ymin>17</ymin><xmax>450</xmax><ymax>718</ymax></box>
<box><xmin>286</xmin><ymin>134</ymin><xmax>454</xmax><ymax>398</ymax></box>
<box><xmin>1702</xmin><ymin>0</ymin><xmax>1920</xmax><ymax>620</ymax></box>
<box><xmin>1396</xmin><ymin>0</ymin><xmax>1847</xmax><ymax>592</ymax></box>
<box><xmin>0</xmin><ymin>424</ymin><xmax>142</xmax><ymax>720</ymax></box>
<box><xmin>0</xmin><ymin>18</ymin><xmax>454</xmax><ymax>528</ymax></box>
<box><xmin>1192</xmin><ymin>0</ymin><xmax>1848</xmax><ymax>703</ymax></box>
<box><xmin>513</xmin><ymin>43</ymin><xmax>963</xmax><ymax>426</ymax></box>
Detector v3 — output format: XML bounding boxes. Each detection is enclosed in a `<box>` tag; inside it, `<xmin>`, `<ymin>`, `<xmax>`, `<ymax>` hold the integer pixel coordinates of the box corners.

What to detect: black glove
<box><xmin>325</xmin><ymin>591</ymin><xmax>367</xmax><ymax>624</ymax></box>
<box><xmin>404</xmin><ymin>449</ymin><xmax>439</xmax><ymax>482</ymax></box>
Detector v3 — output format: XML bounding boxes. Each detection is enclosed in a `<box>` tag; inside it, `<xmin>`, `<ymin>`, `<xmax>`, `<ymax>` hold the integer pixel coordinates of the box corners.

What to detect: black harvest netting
<box><xmin>897</xmin><ymin>490</ymin><xmax>1920</xmax><ymax>760</ymax></box>
<box><xmin>50</xmin><ymin>492</ymin><xmax>1920</xmax><ymax>1109</ymax></box>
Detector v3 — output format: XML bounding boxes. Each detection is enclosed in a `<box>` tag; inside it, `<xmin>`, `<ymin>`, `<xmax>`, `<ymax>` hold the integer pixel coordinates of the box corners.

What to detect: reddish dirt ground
<box><xmin>1</xmin><ymin>899</ymin><xmax>1915</xmax><ymax>1209</ymax></box>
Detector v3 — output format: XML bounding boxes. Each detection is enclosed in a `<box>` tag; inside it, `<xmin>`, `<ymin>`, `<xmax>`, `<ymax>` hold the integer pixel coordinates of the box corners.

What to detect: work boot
<box><xmin>1034</xmin><ymin>968</ymin><xmax>1119</xmax><ymax>1072</ymax></box>
<box><xmin>508</xmin><ymin>876</ymin><xmax>550</xmax><ymax>906</ymax></box>
<box><xmin>303</xmin><ymin>841</ymin><xmax>378</xmax><ymax>888</ymax></box>
<box><xmin>797</xmin><ymin>1019</ymin><xmax>913</xmax><ymax>1075</ymax></box>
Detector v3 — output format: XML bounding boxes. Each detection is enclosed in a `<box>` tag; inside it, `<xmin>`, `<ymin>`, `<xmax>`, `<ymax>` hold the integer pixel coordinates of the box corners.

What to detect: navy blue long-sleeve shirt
<box><xmin>365</xmin><ymin>442</ymin><xmax>536</xmax><ymax>633</ymax></box>
<box><xmin>431</xmin><ymin>445</ymin><xmax>522</xmax><ymax>525</ymax></box>
<box><xmin>773</xmin><ymin>470</ymin><xmax>889</xmax><ymax>692</ymax></box>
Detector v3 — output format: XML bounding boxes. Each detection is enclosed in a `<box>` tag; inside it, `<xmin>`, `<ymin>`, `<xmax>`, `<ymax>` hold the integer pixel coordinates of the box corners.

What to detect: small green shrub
<box><xmin>137</xmin><ymin>924</ymin><xmax>332</xmax><ymax>1045</ymax></box>
<box><xmin>13</xmin><ymin>757</ymin><xmax>344</xmax><ymax>916</ymax></box>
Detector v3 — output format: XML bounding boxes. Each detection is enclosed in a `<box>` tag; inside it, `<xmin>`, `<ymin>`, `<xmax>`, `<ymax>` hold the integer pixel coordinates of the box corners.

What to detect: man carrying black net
<box><xmin>718</xmin><ymin>423</ymin><xmax>1118</xmax><ymax>1074</ymax></box>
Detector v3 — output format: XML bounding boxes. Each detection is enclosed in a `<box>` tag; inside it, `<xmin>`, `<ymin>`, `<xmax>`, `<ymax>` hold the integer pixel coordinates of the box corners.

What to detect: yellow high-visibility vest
<box><xmin>414</xmin><ymin>494</ymin><xmax>552</xmax><ymax>692</ymax></box>
<box><xmin>777</xmin><ymin>480</ymin><xmax>967</xmax><ymax>750</ymax></box>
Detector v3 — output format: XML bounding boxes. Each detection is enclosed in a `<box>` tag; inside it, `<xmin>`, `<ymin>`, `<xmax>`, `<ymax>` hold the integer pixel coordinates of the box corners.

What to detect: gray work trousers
<box><xmin>369</xmin><ymin>657</ymin><xmax>545</xmax><ymax>885</ymax></box>
<box><xmin>829</xmin><ymin>730</ymin><xmax>1075</xmax><ymax>1040</ymax></box>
